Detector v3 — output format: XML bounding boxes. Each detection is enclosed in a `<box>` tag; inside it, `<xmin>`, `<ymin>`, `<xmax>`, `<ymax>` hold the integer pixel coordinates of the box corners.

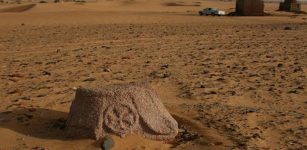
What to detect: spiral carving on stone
<box><xmin>104</xmin><ymin>103</ymin><xmax>138</xmax><ymax>135</ymax></box>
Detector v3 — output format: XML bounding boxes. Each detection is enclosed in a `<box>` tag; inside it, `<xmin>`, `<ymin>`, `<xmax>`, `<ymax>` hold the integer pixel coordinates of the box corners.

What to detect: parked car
<box><xmin>199</xmin><ymin>8</ymin><xmax>225</xmax><ymax>16</ymax></box>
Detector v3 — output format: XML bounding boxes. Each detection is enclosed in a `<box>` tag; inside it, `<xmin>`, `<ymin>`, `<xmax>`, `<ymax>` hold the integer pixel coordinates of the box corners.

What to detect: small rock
<box><xmin>101</xmin><ymin>67</ymin><xmax>111</xmax><ymax>72</ymax></box>
<box><xmin>20</xmin><ymin>96</ymin><xmax>30</xmax><ymax>100</ymax></box>
<box><xmin>8</xmin><ymin>73</ymin><xmax>23</xmax><ymax>78</ymax></box>
<box><xmin>208</xmin><ymin>91</ymin><xmax>217</xmax><ymax>95</ymax></box>
<box><xmin>251</xmin><ymin>133</ymin><xmax>261</xmax><ymax>139</ymax></box>
<box><xmin>288</xmin><ymin>89</ymin><xmax>298</xmax><ymax>94</ymax></box>
<box><xmin>227</xmin><ymin>91</ymin><xmax>236</xmax><ymax>96</ymax></box>
<box><xmin>121</xmin><ymin>56</ymin><xmax>130</xmax><ymax>59</ymax></box>
<box><xmin>84</xmin><ymin>77</ymin><xmax>96</xmax><ymax>82</ymax></box>
<box><xmin>293</xmin><ymin>66</ymin><xmax>303</xmax><ymax>72</ymax></box>
<box><xmin>101</xmin><ymin>46</ymin><xmax>111</xmax><ymax>49</ymax></box>
<box><xmin>175</xmin><ymin>125</ymin><xmax>200</xmax><ymax>144</ymax></box>
<box><xmin>284</xmin><ymin>26</ymin><xmax>292</xmax><ymax>30</ymax></box>
<box><xmin>162</xmin><ymin>72</ymin><xmax>171</xmax><ymax>78</ymax></box>
<box><xmin>216</xmin><ymin>77</ymin><xmax>224</xmax><ymax>81</ymax></box>
<box><xmin>277</xmin><ymin>63</ymin><xmax>284</xmax><ymax>67</ymax></box>
<box><xmin>149</xmin><ymin>71</ymin><xmax>171</xmax><ymax>78</ymax></box>
<box><xmin>101</xmin><ymin>136</ymin><xmax>114</xmax><ymax>150</ymax></box>
<box><xmin>32</xmin><ymin>146</ymin><xmax>45</xmax><ymax>150</ymax></box>
<box><xmin>203</xmin><ymin>70</ymin><xmax>210</xmax><ymax>74</ymax></box>
<box><xmin>160</xmin><ymin>64</ymin><xmax>169</xmax><ymax>69</ymax></box>
<box><xmin>241</xmin><ymin>67</ymin><xmax>248</xmax><ymax>71</ymax></box>
<box><xmin>42</xmin><ymin>71</ymin><xmax>51</xmax><ymax>76</ymax></box>
<box><xmin>37</xmin><ymin>94</ymin><xmax>47</xmax><ymax>97</ymax></box>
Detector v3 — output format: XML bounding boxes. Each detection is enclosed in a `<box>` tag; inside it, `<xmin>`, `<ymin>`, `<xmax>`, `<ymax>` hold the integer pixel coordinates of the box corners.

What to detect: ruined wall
<box><xmin>279</xmin><ymin>0</ymin><xmax>301</xmax><ymax>12</ymax></box>
<box><xmin>236</xmin><ymin>0</ymin><xmax>264</xmax><ymax>16</ymax></box>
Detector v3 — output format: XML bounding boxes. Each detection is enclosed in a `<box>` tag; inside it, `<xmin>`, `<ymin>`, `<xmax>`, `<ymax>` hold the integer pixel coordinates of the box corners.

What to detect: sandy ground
<box><xmin>0</xmin><ymin>0</ymin><xmax>307</xmax><ymax>149</ymax></box>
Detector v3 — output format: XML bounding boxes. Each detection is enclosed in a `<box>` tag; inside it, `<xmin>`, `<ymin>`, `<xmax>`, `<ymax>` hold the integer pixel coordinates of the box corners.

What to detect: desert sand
<box><xmin>0</xmin><ymin>0</ymin><xmax>306</xmax><ymax>149</ymax></box>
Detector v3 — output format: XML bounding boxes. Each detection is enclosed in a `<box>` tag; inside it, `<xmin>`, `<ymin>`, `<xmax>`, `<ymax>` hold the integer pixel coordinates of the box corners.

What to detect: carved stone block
<box><xmin>66</xmin><ymin>83</ymin><xmax>178</xmax><ymax>140</ymax></box>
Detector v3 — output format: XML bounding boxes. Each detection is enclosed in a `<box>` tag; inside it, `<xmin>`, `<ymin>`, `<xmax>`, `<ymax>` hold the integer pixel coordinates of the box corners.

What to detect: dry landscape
<box><xmin>0</xmin><ymin>0</ymin><xmax>307</xmax><ymax>150</ymax></box>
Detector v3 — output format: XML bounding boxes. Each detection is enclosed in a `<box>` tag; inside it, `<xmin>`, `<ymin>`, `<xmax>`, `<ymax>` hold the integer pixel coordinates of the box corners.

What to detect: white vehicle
<box><xmin>199</xmin><ymin>8</ymin><xmax>226</xmax><ymax>16</ymax></box>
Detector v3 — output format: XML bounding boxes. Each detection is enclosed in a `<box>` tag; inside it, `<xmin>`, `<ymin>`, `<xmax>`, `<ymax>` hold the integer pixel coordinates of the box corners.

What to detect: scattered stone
<box><xmin>101</xmin><ymin>46</ymin><xmax>111</xmax><ymax>49</ymax></box>
<box><xmin>293</xmin><ymin>66</ymin><xmax>303</xmax><ymax>72</ymax></box>
<box><xmin>66</xmin><ymin>83</ymin><xmax>178</xmax><ymax>140</ymax></box>
<box><xmin>42</xmin><ymin>71</ymin><xmax>51</xmax><ymax>76</ymax></box>
<box><xmin>284</xmin><ymin>26</ymin><xmax>292</xmax><ymax>30</ymax></box>
<box><xmin>277</xmin><ymin>63</ymin><xmax>284</xmax><ymax>67</ymax></box>
<box><xmin>32</xmin><ymin>146</ymin><xmax>46</xmax><ymax>150</ymax></box>
<box><xmin>216</xmin><ymin>77</ymin><xmax>225</xmax><ymax>81</ymax></box>
<box><xmin>149</xmin><ymin>71</ymin><xmax>171</xmax><ymax>79</ymax></box>
<box><xmin>160</xmin><ymin>64</ymin><xmax>169</xmax><ymax>69</ymax></box>
<box><xmin>101</xmin><ymin>67</ymin><xmax>111</xmax><ymax>72</ymax></box>
<box><xmin>37</xmin><ymin>94</ymin><xmax>47</xmax><ymax>97</ymax></box>
<box><xmin>288</xmin><ymin>89</ymin><xmax>298</xmax><ymax>94</ymax></box>
<box><xmin>20</xmin><ymin>96</ymin><xmax>30</xmax><ymax>100</ymax></box>
<box><xmin>83</xmin><ymin>76</ymin><xmax>96</xmax><ymax>82</ymax></box>
<box><xmin>101</xmin><ymin>136</ymin><xmax>114</xmax><ymax>150</ymax></box>
<box><xmin>202</xmin><ymin>70</ymin><xmax>210</xmax><ymax>74</ymax></box>
<box><xmin>121</xmin><ymin>56</ymin><xmax>131</xmax><ymax>59</ymax></box>
<box><xmin>227</xmin><ymin>91</ymin><xmax>236</xmax><ymax>96</ymax></box>
<box><xmin>204</xmin><ymin>90</ymin><xmax>217</xmax><ymax>95</ymax></box>
<box><xmin>241</xmin><ymin>67</ymin><xmax>248</xmax><ymax>71</ymax></box>
<box><xmin>8</xmin><ymin>73</ymin><xmax>23</xmax><ymax>78</ymax></box>
<box><xmin>174</xmin><ymin>125</ymin><xmax>200</xmax><ymax>145</ymax></box>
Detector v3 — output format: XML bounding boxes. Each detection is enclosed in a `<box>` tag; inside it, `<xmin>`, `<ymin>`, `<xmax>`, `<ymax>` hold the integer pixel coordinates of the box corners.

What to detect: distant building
<box><xmin>279</xmin><ymin>0</ymin><xmax>301</xmax><ymax>12</ymax></box>
<box><xmin>236</xmin><ymin>0</ymin><xmax>264</xmax><ymax>16</ymax></box>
